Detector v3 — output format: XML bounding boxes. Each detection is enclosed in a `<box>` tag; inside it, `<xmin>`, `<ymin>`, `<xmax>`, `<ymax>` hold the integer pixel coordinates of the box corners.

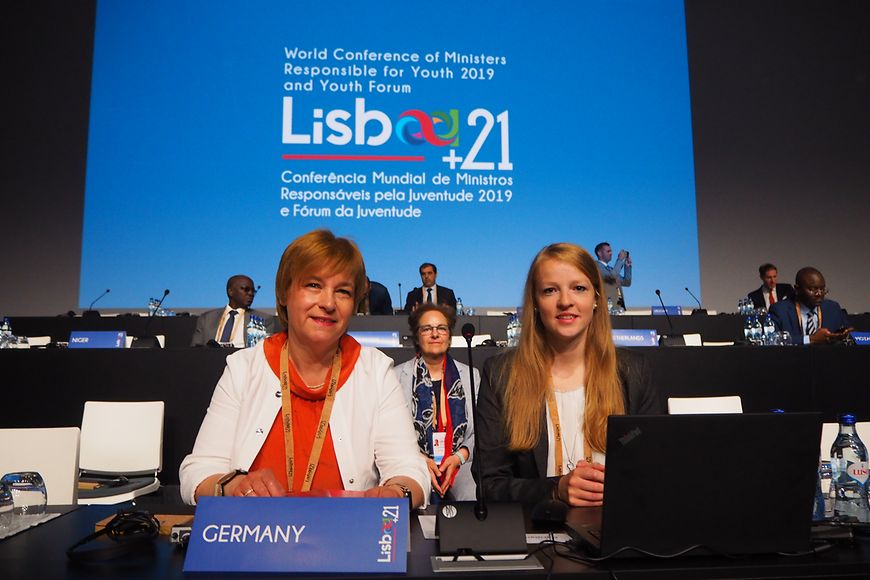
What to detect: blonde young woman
<box><xmin>474</xmin><ymin>243</ymin><xmax>661</xmax><ymax>506</ymax></box>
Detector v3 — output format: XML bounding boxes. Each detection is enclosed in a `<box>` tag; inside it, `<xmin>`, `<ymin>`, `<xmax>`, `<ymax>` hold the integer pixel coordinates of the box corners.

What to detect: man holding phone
<box><xmin>769</xmin><ymin>267</ymin><xmax>853</xmax><ymax>345</ymax></box>
<box><xmin>594</xmin><ymin>242</ymin><xmax>632</xmax><ymax>309</ymax></box>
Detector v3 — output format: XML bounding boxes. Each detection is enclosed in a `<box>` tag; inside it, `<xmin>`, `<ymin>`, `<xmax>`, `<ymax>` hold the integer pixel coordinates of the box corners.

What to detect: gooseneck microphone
<box><xmin>656</xmin><ymin>289</ymin><xmax>684</xmax><ymax>346</ymax></box>
<box><xmin>684</xmin><ymin>287</ymin><xmax>707</xmax><ymax>315</ymax></box>
<box><xmin>132</xmin><ymin>289</ymin><xmax>170</xmax><ymax>349</ymax></box>
<box><xmin>88</xmin><ymin>289</ymin><xmax>111</xmax><ymax>311</ymax></box>
<box><xmin>84</xmin><ymin>288</ymin><xmax>111</xmax><ymax>317</ymax></box>
<box><xmin>655</xmin><ymin>289</ymin><xmax>674</xmax><ymax>332</ymax></box>
<box><xmin>461</xmin><ymin>323</ymin><xmax>486</xmax><ymax>521</ymax></box>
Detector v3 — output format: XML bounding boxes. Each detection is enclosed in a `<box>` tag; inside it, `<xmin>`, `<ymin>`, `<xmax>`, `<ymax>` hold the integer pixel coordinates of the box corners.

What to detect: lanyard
<box><xmin>545</xmin><ymin>388</ymin><xmax>592</xmax><ymax>476</ymax></box>
<box><xmin>794</xmin><ymin>303</ymin><xmax>822</xmax><ymax>335</ymax></box>
<box><xmin>433</xmin><ymin>358</ymin><xmax>448</xmax><ymax>431</ymax></box>
<box><xmin>279</xmin><ymin>340</ymin><xmax>342</xmax><ymax>492</ymax></box>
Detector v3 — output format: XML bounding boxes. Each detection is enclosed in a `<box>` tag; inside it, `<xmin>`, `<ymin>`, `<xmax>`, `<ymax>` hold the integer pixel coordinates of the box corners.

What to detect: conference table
<box><xmin>3</xmin><ymin>499</ymin><xmax>870</xmax><ymax>579</ymax></box>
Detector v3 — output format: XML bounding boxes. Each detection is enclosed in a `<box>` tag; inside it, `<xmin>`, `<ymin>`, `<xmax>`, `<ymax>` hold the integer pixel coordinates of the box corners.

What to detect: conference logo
<box><xmin>376</xmin><ymin>504</ymin><xmax>401</xmax><ymax>564</ymax></box>
<box><xmin>282</xmin><ymin>97</ymin><xmax>457</xmax><ymax>147</ymax></box>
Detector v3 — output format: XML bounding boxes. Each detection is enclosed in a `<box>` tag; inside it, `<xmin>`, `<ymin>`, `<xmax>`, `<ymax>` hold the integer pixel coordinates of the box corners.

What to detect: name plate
<box><xmin>611</xmin><ymin>329</ymin><xmax>659</xmax><ymax>347</ymax></box>
<box><xmin>184</xmin><ymin>497</ymin><xmax>408</xmax><ymax>573</ymax></box>
<box><xmin>347</xmin><ymin>330</ymin><xmax>402</xmax><ymax>348</ymax></box>
<box><xmin>68</xmin><ymin>330</ymin><xmax>126</xmax><ymax>349</ymax></box>
<box><xmin>651</xmin><ymin>305</ymin><xmax>683</xmax><ymax>316</ymax></box>
<box><xmin>852</xmin><ymin>332</ymin><xmax>870</xmax><ymax>346</ymax></box>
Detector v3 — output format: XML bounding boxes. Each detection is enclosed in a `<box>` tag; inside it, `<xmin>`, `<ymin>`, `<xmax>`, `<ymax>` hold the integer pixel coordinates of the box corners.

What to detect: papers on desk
<box><xmin>0</xmin><ymin>512</ymin><xmax>61</xmax><ymax>540</ymax></box>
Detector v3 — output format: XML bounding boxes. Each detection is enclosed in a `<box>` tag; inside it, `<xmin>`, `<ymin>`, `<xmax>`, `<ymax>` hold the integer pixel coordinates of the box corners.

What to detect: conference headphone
<box><xmin>66</xmin><ymin>510</ymin><xmax>160</xmax><ymax>563</ymax></box>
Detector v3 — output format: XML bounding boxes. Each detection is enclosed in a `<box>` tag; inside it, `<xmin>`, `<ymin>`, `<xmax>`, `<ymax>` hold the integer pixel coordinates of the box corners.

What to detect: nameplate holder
<box><xmin>68</xmin><ymin>330</ymin><xmax>126</xmax><ymax>349</ymax></box>
<box><xmin>347</xmin><ymin>330</ymin><xmax>402</xmax><ymax>348</ymax></box>
<box><xmin>651</xmin><ymin>305</ymin><xmax>683</xmax><ymax>316</ymax></box>
<box><xmin>851</xmin><ymin>332</ymin><xmax>870</xmax><ymax>346</ymax></box>
<box><xmin>183</xmin><ymin>497</ymin><xmax>408</xmax><ymax>573</ymax></box>
<box><xmin>611</xmin><ymin>329</ymin><xmax>659</xmax><ymax>347</ymax></box>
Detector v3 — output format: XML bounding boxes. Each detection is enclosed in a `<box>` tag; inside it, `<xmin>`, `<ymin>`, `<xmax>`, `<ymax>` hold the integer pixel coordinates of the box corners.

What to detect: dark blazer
<box><xmin>365</xmin><ymin>280</ymin><xmax>394</xmax><ymax>315</ymax></box>
<box><xmin>747</xmin><ymin>283</ymin><xmax>795</xmax><ymax>310</ymax></box>
<box><xmin>473</xmin><ymin>348</ymin><xmax>663</xmax><ymax>504</ymax></box>
<box><xmin>190</xmin><ymin>307</ymin><xmax>280</xmax><ymax>346</ymax></box>
<box><xmin>403</xmin><ymin>285</ymin><xmax>457</xmax><ymax>313</ymax></box>
<box><xmin>768</xmin><ymin>299</ymin><xmax>849</xmax><ymax>345</ymax></box>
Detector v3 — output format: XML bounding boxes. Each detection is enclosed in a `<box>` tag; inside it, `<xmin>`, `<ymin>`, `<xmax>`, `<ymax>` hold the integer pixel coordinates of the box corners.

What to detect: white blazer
<box><xmin>180</xmin><ymin>342</ymin><xmax>429</xmax><ymax>505</ymax></box>
<box><xmin>393</xmin><ymin>357</ymin><xmax>480</xmax><ymax>501</ymax></box>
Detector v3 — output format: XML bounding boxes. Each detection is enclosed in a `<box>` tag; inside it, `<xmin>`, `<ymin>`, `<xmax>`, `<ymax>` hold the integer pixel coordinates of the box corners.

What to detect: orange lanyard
<box><xmin>545</xmin><ymin>388</ymin><xmax>592</xmax><ymax>476</ymax></box>
<box><xmin>278</xmin><ymin>340</ymin><xmax>341</xmax><ymax>492</ymax></box>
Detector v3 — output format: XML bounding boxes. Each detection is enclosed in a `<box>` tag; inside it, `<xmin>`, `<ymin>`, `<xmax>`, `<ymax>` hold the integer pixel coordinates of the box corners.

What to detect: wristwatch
<box><xmin>214</xmin><ymin>469</ymin><xmax>247</xmax><ymax>497</ymax></box>
<box><xmin>386</xmin><ymin>482</ymin><xmax>413</xmax><ymax>502</ymax></box>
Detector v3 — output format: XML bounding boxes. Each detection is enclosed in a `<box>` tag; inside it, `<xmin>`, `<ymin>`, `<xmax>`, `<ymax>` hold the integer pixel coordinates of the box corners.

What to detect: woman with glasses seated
<box><xmin>394</xmin><ymin>304</ymin><xmax>480</xmax><ymax>501</ymax></box>
<box><xmin>180</xmin><ymin>229</ymin><xmax>428</xmax><ymax>507</ymax></box>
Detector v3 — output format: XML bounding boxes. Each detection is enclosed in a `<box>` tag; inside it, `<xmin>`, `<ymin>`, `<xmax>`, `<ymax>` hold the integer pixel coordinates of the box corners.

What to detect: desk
<box><xmin>2</xmin><ymin>503</ymin><xmax>869</xmax><ymax>579</ymax></box>
<box><xmin>12</xmin><ymin>313</ymin><xmax>870</xmax><ymax>346</ymax></box>
<box><xmin>2</xmin><ymin>346</ymin><xmax>869</xmax><ymax>486</ymax></box>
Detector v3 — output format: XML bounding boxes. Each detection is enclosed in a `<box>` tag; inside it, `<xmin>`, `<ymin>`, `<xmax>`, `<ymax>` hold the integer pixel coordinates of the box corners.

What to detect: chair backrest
<box><xmin>79</xmin><ymin>401</ymin><xmax>164</xmax><ymax>475</ymax></box>
<box><xmin>820</xmin><ymin>421</ymin><xmax>870</xmax><ymax>460</ymax></box>
<box><xmin>668</xmin><ymin>395</ymin><xmax>744</xmax><ymax>415</ymax></box>
<box><xmin>0</xmin><ymin>427</ymin><xmax>80</xmax><ymax>505</ymax></box>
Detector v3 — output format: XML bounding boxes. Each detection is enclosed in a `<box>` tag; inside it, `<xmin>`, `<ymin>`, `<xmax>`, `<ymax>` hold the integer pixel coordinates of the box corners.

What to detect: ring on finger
<box><xmin>243</xmin><ymin>488</ymin><xmax>255</xmax><ymax>496</ymax></box>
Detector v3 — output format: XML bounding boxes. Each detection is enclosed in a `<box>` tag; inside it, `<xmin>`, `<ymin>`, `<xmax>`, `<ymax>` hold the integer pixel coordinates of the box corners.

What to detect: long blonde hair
<box><xmin>501</xmin><ymin>243</ymin><xmax>623</xmax><ymax>453</ymax></box>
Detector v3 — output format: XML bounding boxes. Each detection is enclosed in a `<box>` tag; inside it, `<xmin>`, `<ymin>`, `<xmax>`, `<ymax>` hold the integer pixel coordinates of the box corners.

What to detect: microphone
<box><xmin>684</xmin><ymin>287</ymin><xmax>707</xmax><ymax>315</ymax></box>
<box><xmin>84</xmin><ymin>288</ymin><xmax>110</xmax><ymax>317</ymax></box>
<box><xmin>397</xmin><ymin>283</ymin><xmax>403</xmax><ymax>314</ymax></box>
<box><xmin>656</xmin><ymin>289</ymin><xmax>684</xmax><ymax>346</ymax></box>
<box><xmin>254</xmin><ymin>284</ymin><xmax>261</xmax><ymax>294</ymax></box>
<box><xmin>132</xmin><ymin>289</ymin><xmax>170</xmax><ymax>348</ymax></box>
<box><xmin>435</xmin><ymin>323</ymin><xmax>527</xmax><ymax>560</ymax></box>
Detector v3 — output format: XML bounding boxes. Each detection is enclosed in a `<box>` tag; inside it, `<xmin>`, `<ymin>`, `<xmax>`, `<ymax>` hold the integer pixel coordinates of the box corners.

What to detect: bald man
<box><xmin>768</xmin><ymin>267</ymin><xmax>852</xmax><ymax>345</ymax></box>
<box><xmin>191</xmin><ymin>275</ymin><xmax>279</xmax><ymax>347</ymax></box>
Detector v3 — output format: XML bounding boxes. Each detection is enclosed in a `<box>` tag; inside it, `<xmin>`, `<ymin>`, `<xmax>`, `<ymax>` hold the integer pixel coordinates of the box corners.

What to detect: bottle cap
<box><xmin>838</xmin><ymin>413</ymin><xmax>857</xmax><ymax>425</ymax></box>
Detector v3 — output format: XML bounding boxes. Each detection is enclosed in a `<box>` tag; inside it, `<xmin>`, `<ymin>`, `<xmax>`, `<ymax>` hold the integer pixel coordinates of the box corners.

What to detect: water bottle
<box><xmin>762</xmin><ymin>313</ymin><xmax>776</xmax><ymax>345</ymax></box>
<box><xmin>607</xmin><ymin>297</ymin><xmax>614</xmax><ymax>315</ymax></box>
<box><xmin>455</xmin><ymin>297</ymin><xmax>463</xmax><ymax>316</ymax></box>
<box><xmin>831</xmin><ymin>414</ymin><xmax>870</xmax><ymax>522</ymax></box>
<box><xmin>246</xmin><ymin>316</ymin><xmax>257</xmax><ymax>348</ymax></box>
<box><xmin>751</xmin><ymin>314</ymin><xmax>763</xmax><ymax>345</ymax></box>
<box><xmin>0</xmin><ymin>317</ymin><xmax>10</xmax><ymax>349</ymax></box>
<box><xmin>743</xmin><ymin>314</ymin><xmax>753</xmax><ymax>343</ymax></box>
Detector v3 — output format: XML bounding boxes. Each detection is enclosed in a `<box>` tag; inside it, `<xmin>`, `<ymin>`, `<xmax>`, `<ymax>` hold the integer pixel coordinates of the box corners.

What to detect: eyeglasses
<box><xmin>418</xmin><ymin>325</ymin><xmax>450</xmax><ymax>335</ymax></box>
<box><xmin>801</xmin><ymin>286</ymin><xmax>828</xmax><ymax>296</ymax></box>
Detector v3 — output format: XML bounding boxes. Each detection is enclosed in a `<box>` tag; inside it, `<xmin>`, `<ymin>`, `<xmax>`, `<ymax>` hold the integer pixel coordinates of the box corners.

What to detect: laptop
<box><xmin>566</xmin><ymin>413</ymin><xmax>821</xmax><ymax>558</ymax></box>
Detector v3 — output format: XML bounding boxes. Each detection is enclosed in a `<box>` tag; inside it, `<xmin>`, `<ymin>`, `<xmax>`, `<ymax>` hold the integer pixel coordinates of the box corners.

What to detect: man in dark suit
<box><xmin>747</xmin><ymin>263</ymin><xmax>795</xmax><ymax>309</ymax></box>
<box><xmin>403</xmin><ymin>262</ymin><xmax>457</xmax><ymax>313</ymax></box>
<box><xmin>191</xmin><ymin>274</ymin><xmax>279</xmax><ymax>347</ymax></box>
<box><xmin>769</xmin><ymin>267</ymin><xmax>852</xmax><ymax>345</ymax></box>
<box><xmin>357</xmin><ymin>277</ymin><xmax>394</xmax><ymax>315</ymax></box>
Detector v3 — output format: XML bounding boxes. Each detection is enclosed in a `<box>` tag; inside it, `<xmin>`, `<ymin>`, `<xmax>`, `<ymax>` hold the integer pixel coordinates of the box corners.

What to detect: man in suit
<box><xmin>748</xmin><ymin>263</ymin><xmax>795</xmax><ymax>309</ymax></box>
<box><xmin>403</xmin><ymin>262</ymin><xmax>457</xmax><ymax>313</ymax></box>
<box><xmin>357</xmin><ymin>277</ymin><xmax>394</xmax><ymax>315</ymax></box>
<box><xmin>769</xmin><ymin>267</ymin><xmax>852</xmax><ymax>345</ymax></box>
<box><xmin>594</xmin><ymin>242</ymin><xmax>631</xmax><ymax>309</ymax></box>
<box><xmin>191</xmin><ymin>274</ymin><xmax>279</xmax><ymax>347</ymax></box>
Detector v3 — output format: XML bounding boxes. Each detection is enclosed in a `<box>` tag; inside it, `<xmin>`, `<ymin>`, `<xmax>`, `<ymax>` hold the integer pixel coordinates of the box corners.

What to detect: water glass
<box><xmin>1</xmin><ymin>472</ymin><xmax>48</xmax><ymax>515</ymax></box>
<box><xmin>0</xmin><ymin>480</ymin><xmax>13</xmax><ymax>531</ymax></box>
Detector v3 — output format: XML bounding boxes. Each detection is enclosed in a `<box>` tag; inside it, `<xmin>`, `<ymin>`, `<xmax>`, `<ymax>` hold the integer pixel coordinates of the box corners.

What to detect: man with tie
<box><xmin>769</xmin><ymin>267</ymin><xmax>852</xmax><ymax>345</ymax></box>
<box><xmin>594</xmin><ymin>242</ymin><xmax>631</xmax><ymax>309</ymax></box>
<box><xmin>403</xmin><ymin>262</ymin><xmax>457</xmax><ymax>313</ymax></box>
<box><xmin>190</xmin><ymin>275</ymin><xmax>279</xmax><ymax>347</ymax></box>
<box><xmin>747</xmin><ymin>263</ymin><xmax>795</xmax><ymax>309</ymax></box>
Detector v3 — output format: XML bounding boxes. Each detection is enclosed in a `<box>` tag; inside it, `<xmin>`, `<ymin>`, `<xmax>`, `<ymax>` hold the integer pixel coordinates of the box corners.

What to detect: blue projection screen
<box><xmin>81</xmin><ymin>0</ymin><xmax>699</xmax><ymax>310</ymax></box>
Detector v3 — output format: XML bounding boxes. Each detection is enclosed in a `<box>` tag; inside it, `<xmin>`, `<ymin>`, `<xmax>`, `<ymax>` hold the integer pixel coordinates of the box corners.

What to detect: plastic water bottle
<box><xmin>750</xmin><ymin>314</ymin><xmax>763</xmax><ymax>345</ymax></box>
<box><xmin>0</xmin><ymin>317</ymin><xmax>11</xmax><ymax>349</ymax></box>
<box><xmin>506</xmin><ymin>314</ymin><xmax>519</xmax><ymax>347</ymax></box>
<box><xmin>455</xmin><ymin>297</ymin><xmax>463</xmax><ymax>316</ymax></box>
<box><xmin>246</xmin><ymin>316</ymin><xmax>257</xmax><ymax>348</ymax></box>
<box><xmin>762</xmin><ymin>313</ymin><xmax>776</xmax><ymax>345</ymax></box>
<box><xmin>607</xmin><ymin>297</ymin><xmax>614</xmax><ymax>315</ymax></box>
<box><xmin>831</xmin><ymin>414</ymin><xmax>870</xmax><ymax>522</ymax></box>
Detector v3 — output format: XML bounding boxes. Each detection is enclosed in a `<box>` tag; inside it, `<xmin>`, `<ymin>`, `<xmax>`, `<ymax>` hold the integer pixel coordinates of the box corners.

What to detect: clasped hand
<box><xmin>557</xmin><ymin>460</ymin><xmax>605</xmax><ymax>507</ymax></box>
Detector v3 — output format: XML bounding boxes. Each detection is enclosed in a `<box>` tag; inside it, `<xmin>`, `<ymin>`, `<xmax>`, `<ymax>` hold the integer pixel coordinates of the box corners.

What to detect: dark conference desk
<box><xmin>3</xmin><ymin>346</ymin><xmax>870</xmax><ymax>487</ymax></box>
<box><xmin>12</xmin><ymin>312</ymin><xmax>870</xmax><ymax>347</ymax></box>
<box><xmin>3</xmin><ymin>502</ymin><xmax>870</xmax><ymax>579</ymax></box>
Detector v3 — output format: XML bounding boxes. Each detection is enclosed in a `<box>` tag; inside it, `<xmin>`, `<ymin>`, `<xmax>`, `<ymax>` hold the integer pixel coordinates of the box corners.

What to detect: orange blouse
<box><xmin>249</xmin><ymin>333</ymin><xmax>361</xmax><ymax>492</ymax></box>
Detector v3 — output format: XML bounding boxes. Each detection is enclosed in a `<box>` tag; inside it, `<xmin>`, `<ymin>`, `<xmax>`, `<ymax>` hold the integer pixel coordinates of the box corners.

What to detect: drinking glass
<box><xmin>1</xmin><ymin>472</ymin><xmax>47</xmax><ymax>515</ymax></box>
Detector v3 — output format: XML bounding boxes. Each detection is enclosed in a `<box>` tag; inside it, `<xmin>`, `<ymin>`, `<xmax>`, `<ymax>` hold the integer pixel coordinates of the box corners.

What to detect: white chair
<box><xmin>0</xmin><ymin>427</ymin><xmax>81</xmax><ymax>505</ymax></box>
<box><xmin>667</xmin><ymin>396</ymin><xmax>744</xmax><ymax>415</ymax></box>
<box><xmin>820</xmin><ymin>421</ymin><xmax>870</xmax><ymax>460</ymax></box>
<box><xmin>78</xmin><ymin>401</ymin><xmax>164</xmax><ymax>505</ymax></box>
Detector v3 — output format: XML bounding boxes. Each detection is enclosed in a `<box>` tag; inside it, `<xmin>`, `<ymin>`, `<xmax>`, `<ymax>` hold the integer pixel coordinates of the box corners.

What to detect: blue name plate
<box><xmin>68</xmin><ymin>330</ymin><xmax>126</xmax><ymax>348</ymax></box>
<box><xmin>852</xmin><ymin>332</ymin><xmax>870</xmax><ymax>346</ymax></box>
<box><xmin>651</xmin><ymin>305</ymin><xmax>683</xmax><ymax>316</ymax></box>
<box><xmin>347</xmin><ymin>330</ymin><xmax>401</xmax><ymax>348</ymax></box>
<box><xmin>184</xmin><ymin>497</ymin><xmax>408</xmax><ymax>574</ymax></box>
<box><xmin>611</xmin><ymin>329</ymin><xmax>659</xmax><ymax>347</ymax></box>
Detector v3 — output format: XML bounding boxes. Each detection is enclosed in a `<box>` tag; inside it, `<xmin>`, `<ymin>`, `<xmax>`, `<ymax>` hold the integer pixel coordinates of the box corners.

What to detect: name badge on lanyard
<box><xmin>431</xmin><ymin>431</ymin><xmax>446</xmax><ymax>464</ymax></box>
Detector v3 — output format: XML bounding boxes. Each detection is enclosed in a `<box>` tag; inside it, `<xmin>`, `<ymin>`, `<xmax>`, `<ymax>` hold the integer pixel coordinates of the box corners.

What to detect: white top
<box><xmin>179</xmin><ymin>341</ymin><xmax>430</xmax><ymax>505</ymax></box>
<box><xmin>545</xmin><ymin>386</ymin><xmax>606</xmax><ymax>476</ymax></box>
